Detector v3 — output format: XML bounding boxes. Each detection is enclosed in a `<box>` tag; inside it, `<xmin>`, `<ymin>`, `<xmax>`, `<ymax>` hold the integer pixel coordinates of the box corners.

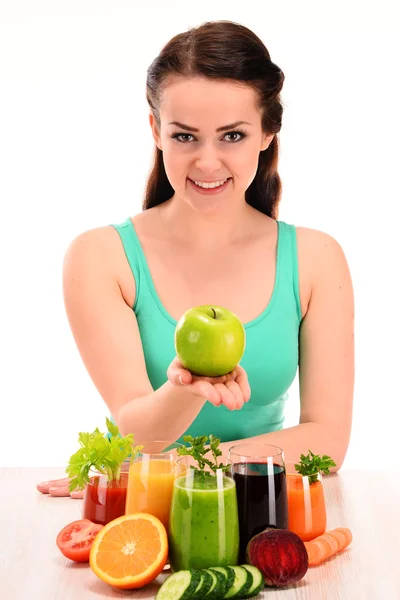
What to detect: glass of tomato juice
<box><xmin>285</xmin><ymin>460</ymin><xmax>327</xmax><ymax>541</ymax></box>
<box><xmin>82</xmin><ymin>460</ymin><xmax>130</xmax><ymax>526</ymax></box>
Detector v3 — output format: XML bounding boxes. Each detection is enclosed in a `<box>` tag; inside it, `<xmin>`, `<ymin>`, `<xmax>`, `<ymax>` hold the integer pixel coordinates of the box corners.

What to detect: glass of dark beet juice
<box><xmin>82</xmin><ymin>460</ymin><xmax>130</xmax><ymax>526</ymax></box>
<box><xmin>228</xmin><ymin>444</ymin><xmax>288</xmax><ymax>562</ymax></box>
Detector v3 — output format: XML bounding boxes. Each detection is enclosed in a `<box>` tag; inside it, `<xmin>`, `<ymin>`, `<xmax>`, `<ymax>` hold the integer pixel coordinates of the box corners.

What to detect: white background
<box><xmin>1</xmin><ymin>1</ymin><xmax>399</xmax><ymax>469</ymax></box>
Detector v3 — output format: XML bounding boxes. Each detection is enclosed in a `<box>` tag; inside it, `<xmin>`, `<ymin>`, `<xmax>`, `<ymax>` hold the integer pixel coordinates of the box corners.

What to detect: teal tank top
<box><xmin>110</xmin><ymin>217</ymin><xmax>302</xmax><ymax>444</ymax></box>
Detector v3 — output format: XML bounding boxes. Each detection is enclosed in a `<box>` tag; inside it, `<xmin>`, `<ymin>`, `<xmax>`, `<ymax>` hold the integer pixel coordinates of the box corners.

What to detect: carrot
<box><xmin>306</xmin><ymin>538</ymin><xmax>331</xmax><ymax>566</ymax></box>
<box><xmin>304</xmin><ymin>527</ymin><xmax>352</xmax><ymax>566</ymax></box>
<box><xmin>336</xmin><ymin>527</ymin><xmax>353</xmax><ymax>548</ymax></box>
<box><xmin>331</xmin><ymin>529</ymin><xmax>348</xmax><ymax>552</ymax></box>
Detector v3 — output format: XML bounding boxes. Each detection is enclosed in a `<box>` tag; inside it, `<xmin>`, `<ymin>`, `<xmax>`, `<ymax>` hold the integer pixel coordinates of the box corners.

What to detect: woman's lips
<box><xmin>188</xmin><ymin>178</ymin><xmax>232</xmax><ymax>195</ymax></box>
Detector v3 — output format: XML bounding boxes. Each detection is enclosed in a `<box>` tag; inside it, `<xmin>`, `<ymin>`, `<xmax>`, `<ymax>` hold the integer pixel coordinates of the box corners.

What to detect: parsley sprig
<box><xmin>294</xmin><ymin>450</ymin><xmax>337</xmax><ymax>484</ymax></box>
<box><xmin>177</xmin><ymin>434</ymin><xmax>229</xmax><ymax>474</ymax></box>
<box><xmin>66</xmin><ymin>418</ymin><xmax>142</xmax><ymax>492</ymax></box>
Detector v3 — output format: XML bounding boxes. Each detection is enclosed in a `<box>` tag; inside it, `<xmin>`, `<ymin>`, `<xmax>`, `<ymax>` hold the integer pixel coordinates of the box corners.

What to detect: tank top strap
<box><xmin>109</xmin><ymin>217</ymin><xmax>146</xmax><ymax>311</ymax></box>
<box><xmin>275</xmin><ymin>220</ymin><xmax>302</xmax><ymax>323</ymax></box>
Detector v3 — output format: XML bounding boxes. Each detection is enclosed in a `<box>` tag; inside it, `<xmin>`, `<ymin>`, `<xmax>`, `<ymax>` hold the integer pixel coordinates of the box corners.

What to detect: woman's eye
<box><xmin>224</xmin><ymin>132</ymin><xmax>246</xmax><ymax>142</ymax></box>
<box><xmin>171</xmin><ymin>131</ymin><xmax>247</xmax><ymax>144</ymax></box>
<box><xmin>173</xmin><ymin>133</ymin><xmax>194</xmax><ymax>143</ymax></box>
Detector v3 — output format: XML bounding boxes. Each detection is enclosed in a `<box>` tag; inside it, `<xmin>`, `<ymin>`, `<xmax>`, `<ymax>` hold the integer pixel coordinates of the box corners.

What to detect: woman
<box><xmin>63</xmin><ymin>20</ymin><xmax>354</xmax><ymax>473</ymax></box>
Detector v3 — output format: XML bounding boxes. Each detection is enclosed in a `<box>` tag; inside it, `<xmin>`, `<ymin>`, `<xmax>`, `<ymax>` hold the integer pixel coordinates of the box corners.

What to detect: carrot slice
<box><xmin>323</xmin><ymin>531</ymin><xmax>341</xmax><ymax>554</ymax></box>
<box><xmin>315</xmin><ymin>539</ymin><xmax>333</xmax><ymax>563</ymax></box>
<box><xmin>304</xmin><ymin>541</ymin><xmax>324</xmax><ymax>566</ymax></box>
<box><xmin>336</xmin><ymin>527</ymin><xmax>353</xmax><ymax>548</ymax></box>
<box><xmin>332</xmin><ymin>529</ymin><xmax>348</xmax><ymax>552</ymax></box>
<box><xmin>304</xmin><ymin>527</ymin><xmax>353</xmax><ymax>566</ymax></box>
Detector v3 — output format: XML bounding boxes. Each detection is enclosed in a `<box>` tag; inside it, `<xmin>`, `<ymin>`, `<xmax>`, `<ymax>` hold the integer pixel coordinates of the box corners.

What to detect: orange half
<box><xmin>89</xmin><ymin>512</ymin><xmax>168</xmax><ymax>589</ymax></box>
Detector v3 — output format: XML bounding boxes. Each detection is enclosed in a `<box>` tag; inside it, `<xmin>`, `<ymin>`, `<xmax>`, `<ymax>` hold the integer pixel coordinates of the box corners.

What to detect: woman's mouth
<box><xmin>188</xmin><ymin>177</ymin><xmax>232</xmax><ymax>195</ymax></box>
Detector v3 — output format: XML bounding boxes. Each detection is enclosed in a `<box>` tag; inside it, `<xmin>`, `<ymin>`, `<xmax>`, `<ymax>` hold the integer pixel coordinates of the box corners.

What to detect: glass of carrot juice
<box><xmin>125</xmin><ymin>441</ymin><xmax>183</xmax><ymax>531</ymax></box>
<box><xmin>285</xmin><ymin>460</ymin><xmax>327</xmax><ymax>542</ymax></box>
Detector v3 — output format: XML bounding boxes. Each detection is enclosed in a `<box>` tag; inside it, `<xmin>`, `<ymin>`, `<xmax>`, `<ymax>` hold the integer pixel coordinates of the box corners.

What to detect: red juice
<box><xmin>82</xmin><ymin>472</ymin><xmax>128</xmax><ymax>526</ymax></box>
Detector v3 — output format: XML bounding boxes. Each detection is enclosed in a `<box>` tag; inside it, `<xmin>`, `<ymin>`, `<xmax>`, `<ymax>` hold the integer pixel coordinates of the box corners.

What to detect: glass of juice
<box><xmin>168</xmin><ymin>456</ymin><xmax>239</xmax><ymax>571</ymax></box>
<box><xmin>125</xmin><ymin>441</ymin><xmax>183</xmax><ymax>531</ymax></box>
<box><xmin>285</xmin><ymin>460</ymin><xmax>327</xmax><ymax>541</ymax></box>
<box><xmin>82</xmin><ymin>459</ymin><xmax>130</xmax><ymax>526</ymax></box>
<box><xmin>228</xmin><ymin>443</ymin><xmax>288</xmax><ymax>562</ymax></box>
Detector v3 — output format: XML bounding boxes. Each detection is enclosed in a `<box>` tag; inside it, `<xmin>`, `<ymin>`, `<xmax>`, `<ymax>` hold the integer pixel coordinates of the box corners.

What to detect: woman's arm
<box><xmin>220</xmin><ymin>228</ymin><xmax>355</xmax><ymax>472</ymax></box>
<box><xmin>62</xmin><ymin>228</ymin><xmax>207</xmax><ymax>441</ymax></box>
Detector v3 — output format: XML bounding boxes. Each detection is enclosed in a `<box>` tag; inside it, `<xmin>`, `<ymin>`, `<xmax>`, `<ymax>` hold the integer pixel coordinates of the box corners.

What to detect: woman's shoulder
<box><xmin>294</xmin><ymin>225</ymin><xmax>349</xmax><ymax>267</ymax></box>
<box><xmin>293</xmin><ymin>225</ymin><xmax>352</xmax><ymax>296</ymax></box>
<box><xmin>64</xmin><ymin>223</ymin><xmax>126</xmax><ymax>268</ymax></box>
<box><xmin>63</xmin><ymin>221</ymin><xmax>138</xmax><ymax>306</ymax></box>
<box><xmin>64</xmin><ymin>208</ymin><xmax>164</xmax><ymax>275</ymax></box>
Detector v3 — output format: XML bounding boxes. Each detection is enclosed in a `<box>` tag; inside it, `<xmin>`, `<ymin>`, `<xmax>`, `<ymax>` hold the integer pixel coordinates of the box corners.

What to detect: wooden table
<box><xmin>1</xmin><ymin>467</ymin><xmax>399</xmax><ymax>600</ymax></box>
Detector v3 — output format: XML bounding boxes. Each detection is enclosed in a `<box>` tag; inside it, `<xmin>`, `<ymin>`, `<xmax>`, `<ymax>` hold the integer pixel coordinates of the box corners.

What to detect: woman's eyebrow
<box><xmin>168</xmin><ymin>120</ymin><xmax>252</xmax><ymax>132</ymax></box>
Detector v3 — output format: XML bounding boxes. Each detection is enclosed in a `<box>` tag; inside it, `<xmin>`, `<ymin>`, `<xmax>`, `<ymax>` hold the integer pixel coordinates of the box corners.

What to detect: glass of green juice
<box><xmin>168</xmin><ymin>456</ymin><xmax>239</xmax><ymax>571</ymax></box>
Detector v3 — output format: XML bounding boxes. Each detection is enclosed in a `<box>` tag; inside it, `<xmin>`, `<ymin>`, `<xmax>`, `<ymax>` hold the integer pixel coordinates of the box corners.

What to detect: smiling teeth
<box><xmin>193</xmin><ymin>179</ymin><xmax>228</xmax><ymax>189</ymax></box>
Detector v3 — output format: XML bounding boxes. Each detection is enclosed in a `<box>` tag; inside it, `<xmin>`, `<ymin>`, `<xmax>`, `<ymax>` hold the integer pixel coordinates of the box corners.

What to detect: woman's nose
<box><xmin>194</xmin><ymin>143</ymin><xmax>222</xmax><ymax>172</ymax></box>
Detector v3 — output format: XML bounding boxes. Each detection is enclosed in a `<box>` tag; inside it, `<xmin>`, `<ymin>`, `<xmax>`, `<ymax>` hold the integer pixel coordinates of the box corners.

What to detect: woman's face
<box><xmin>150</xmin><ymin>76</ymin><xmax>273</xmax><ymax>215</ymax></box>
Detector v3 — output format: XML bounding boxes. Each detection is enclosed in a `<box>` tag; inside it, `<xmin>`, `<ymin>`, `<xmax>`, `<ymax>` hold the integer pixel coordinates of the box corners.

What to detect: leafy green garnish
<box><xmin>294</xmin><ymin>449</ymin><xmax>337</xmax><ymax>484</ymax></box>
<box><xmin>177</xmin><ymin>434</ymin><xmax>229</xmax><ymax>474</ymax></box>
<box><xmin>66</xmin><ymin>418</ymin><xmax>142</xmax><ymax>492</ymax></box>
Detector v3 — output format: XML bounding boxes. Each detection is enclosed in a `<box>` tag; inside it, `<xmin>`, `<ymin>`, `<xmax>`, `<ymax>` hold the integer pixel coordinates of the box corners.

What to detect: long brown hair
<box><xmin>143</xmin><ymin>20</ymin><xmax>285</xmax><ymax>219</ymax></box>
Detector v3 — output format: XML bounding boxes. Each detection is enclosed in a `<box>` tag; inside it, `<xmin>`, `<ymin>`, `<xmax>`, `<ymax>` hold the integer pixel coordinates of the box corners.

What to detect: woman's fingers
<box><xmin>191</xmin><ymin>381</ymin><xmax>222</xmax><ymax>406</ymax></box>
<box><xmin>235</xmin><ymin>366</ymin><xmax>251</xmax><ymax>402</ymax></box>
<box><xmin>167</xmin><ymin>357</ymin><xmax>193</xmax><ymax>386</ymax></box>
<box><xmin>37</xmin><ymin>477</ymin><xmax>72</xmax><ymax>494</ymax></box>
<box><xmin>70</xmin><ymin>490</ymin><xmax>85</xmax><ymax>499</ymax></box>
<box><xmin>49</xmin><ymin>486</ymin><xmax>71</xmax><ymax>497</ymax></box>
<box><xmin>225</xmin><ymin>380</ymin><xmax>245</xmax><ymax>409</ymax></box>
<box><xmin>167</xmin><ymin>358</ymin><xmax>250</xmax><ymax>410</ymax></box>
<box><xmin>37</xmin><ymin>476</ymin><xmax>85</xmax><ymax>498</ymax></box>
<box><xmin>213</xmin><ymin>383</ymin><xmax>237</xmax><ymax>411</ymax></box>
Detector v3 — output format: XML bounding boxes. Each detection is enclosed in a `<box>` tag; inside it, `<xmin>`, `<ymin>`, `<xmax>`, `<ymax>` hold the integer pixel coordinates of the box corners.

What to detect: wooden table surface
<box><xmin>1</xmin><ymin>467</ymin><xmax>399</xmax><ymax>600</ymax></box>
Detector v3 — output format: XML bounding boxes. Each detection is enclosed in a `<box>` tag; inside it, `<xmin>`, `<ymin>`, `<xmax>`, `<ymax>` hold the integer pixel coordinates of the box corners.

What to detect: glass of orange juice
<box><xmin>125</xmin><ymin>441</ymin><xmax>183</xmax><ymax>530</ymax></box>
<box><xmin>285</xmin><ymin>460</ymin><xmax>327</xmax><ymax>542</ymax></box>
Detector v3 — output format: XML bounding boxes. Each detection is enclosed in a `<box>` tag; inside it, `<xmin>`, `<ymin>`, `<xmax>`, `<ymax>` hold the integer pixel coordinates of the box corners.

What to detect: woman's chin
<box><xmin>186</xmin><ymin>192</ymin><xmax>232</xmax><ymax>215</ymax></box>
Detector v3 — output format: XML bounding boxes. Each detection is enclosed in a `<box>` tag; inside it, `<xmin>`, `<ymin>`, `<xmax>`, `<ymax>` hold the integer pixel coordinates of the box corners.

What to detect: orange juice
<box><xmin>125</xmin><ymin>459</ymin><xmax>176</xmax><ymax>528</ymax></box>
<box><xmin>286</xmin><ymin>473</ymin><xmax>326</xmax><ymax>541</ymax></box>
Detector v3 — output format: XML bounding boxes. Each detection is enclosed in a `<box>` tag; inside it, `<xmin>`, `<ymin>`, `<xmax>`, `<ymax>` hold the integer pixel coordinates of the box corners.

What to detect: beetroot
<box><xmin>246</xmin><ymin>527</ymin><xmax>308</xmax><ymax>587</ymax></box>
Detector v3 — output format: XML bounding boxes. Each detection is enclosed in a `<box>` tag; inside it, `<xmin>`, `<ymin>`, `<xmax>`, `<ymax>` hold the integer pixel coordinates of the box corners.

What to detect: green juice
<box><xmin>169</xmin><ymin>471</ymin><xmax>239</xmax><ymax>571</ymax></box>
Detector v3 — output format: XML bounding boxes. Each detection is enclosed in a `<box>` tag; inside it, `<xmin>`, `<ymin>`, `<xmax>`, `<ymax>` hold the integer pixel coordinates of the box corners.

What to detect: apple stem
<box><xmin>211</xmin><ymin>308</ymin><xmax>217</xmax><ymax>319</ymax></box>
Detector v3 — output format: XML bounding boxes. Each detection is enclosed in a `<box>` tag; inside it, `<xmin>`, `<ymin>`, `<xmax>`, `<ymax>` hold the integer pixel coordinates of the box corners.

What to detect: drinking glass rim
<box><xmin>87</xmin><ymin>466</ymin><xmax>130</xmax><ymax>480</ymax></box>
<box><xmin>228</xmin><ymin>443</ymin><xmax>284</xmax><ymax>458</ymax></box>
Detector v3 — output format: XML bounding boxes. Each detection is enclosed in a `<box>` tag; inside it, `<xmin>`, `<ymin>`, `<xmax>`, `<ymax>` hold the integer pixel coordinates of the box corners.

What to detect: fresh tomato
<box><xmin>56</xmin><ymin>519</ymin><xmax>103</xmax><ymax>562</ymax></box>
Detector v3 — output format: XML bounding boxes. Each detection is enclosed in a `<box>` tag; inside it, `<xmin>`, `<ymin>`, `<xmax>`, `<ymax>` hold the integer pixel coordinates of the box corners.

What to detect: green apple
<box><xmin>174</xmin><ymin>305</ymin><xmax>246</xmax><ymax>377</ymax></box>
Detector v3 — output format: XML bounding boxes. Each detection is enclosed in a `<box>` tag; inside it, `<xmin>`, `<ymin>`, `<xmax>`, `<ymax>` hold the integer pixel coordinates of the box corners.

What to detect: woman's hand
<box><xmin>167</xmin><ymin>357</ymin><xmax>251</xmax><ymax>410</ymax></box>
<box><xmin>36</xmin><ymin>477</ymin><xmax>85</xmax><ymax>498</ymax></box>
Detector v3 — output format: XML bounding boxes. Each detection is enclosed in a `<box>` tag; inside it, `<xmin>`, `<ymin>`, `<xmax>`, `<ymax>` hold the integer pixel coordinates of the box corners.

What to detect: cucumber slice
<box><xmin>156</xmin><ymin>569</ymin><xmax>201</xmax><ymax>600</ymax></box>
<box><xmin>209</xmin><ymin>566</ymin><xmax>235</xmax><ymax>594</ymax></box>
<box><xmin>241</xmin><ymin>565</ymin><xmax>265</xmax><ymax>598</ymax></box>
<box><xmin>191</xmin><ymin>570</ymin><xmax>213</xmax><ymax>599</ymax></box>
<box><xmin>222</xmin><ymin>565</ymin><xmax>253</xmax><ymax>599</ymax></box>
<box><xmin>203</xmin><ymin>568</ymin><xmax>226</xmax><ymax>599</ymax></box>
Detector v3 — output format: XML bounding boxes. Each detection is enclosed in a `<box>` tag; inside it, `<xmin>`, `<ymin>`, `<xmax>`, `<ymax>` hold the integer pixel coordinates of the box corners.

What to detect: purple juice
<box><xmin>232</xmin><ymin>462</ymin><xmax>288</xmax><ymax>562</ymax></box>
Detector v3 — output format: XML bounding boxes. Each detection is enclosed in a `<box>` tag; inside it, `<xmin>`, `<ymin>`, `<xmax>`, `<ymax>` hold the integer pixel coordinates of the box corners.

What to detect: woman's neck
<box><xmin>158</xmin><ymin>194</ymin><xmax>258</xmax><ymax>249</ymax></box>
